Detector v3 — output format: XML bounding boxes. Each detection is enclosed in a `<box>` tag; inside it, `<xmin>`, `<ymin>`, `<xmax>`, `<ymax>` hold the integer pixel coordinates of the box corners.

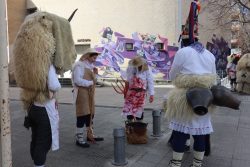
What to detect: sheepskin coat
<box><xmin>166</xmin><ymin>74</ymin><xmax>216</xmax><ymax>122</ymax></box>
<box><xmin>165</xmin><ymin>45</ymin><xmax>217</xmax><ymax>135</ymax></box>
<box><xmin>166</xmin><ymin>74</ymin><xmax>216</xmax><ymax>135</ymax></box>
<box><xmin>13</xmin><ymin>11</ymin><xmax>76</xmax><ymax>109</ymax></box>
<box><xmin>236</xmin><ymin>53</ymin><xmax>250</xmax><ymax>94</ymax></box>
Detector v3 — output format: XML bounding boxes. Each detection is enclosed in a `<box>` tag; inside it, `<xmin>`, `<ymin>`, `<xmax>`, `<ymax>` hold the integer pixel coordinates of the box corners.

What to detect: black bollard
<box><xmin>152</xmin><ymin>109</ymin><xmax>162</xmax><ymax>137</ymax></box>
<box><xmin>112</xmin><ymin>127</ymin><xmax>128</xmax><ymax>166</ymax></box>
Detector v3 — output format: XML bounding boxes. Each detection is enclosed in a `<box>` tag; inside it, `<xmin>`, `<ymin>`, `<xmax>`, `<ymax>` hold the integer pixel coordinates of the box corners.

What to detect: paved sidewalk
<box><xmin>9</xmin><ymin>86</ymin><xmax>173</xmax><ymax>110</ymax></box>
<box><xmin>8</xmin><ymin>87</ymin><xmax>250</xmax><ymax>167</ymax></box>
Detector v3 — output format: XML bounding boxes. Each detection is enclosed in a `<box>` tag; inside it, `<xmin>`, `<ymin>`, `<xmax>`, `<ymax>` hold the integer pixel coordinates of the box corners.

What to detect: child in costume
<box><xmin>227</xmin><ymin>54</ymin><xmax>240</xmax><ymax>92</ymax></box>
<box><xmin>122</xmin><ymin>56</ymin><xmax>154</xmax><ymax>121</ymax></box>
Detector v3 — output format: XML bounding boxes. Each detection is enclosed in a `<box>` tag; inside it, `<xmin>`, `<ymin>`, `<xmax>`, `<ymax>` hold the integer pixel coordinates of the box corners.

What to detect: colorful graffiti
<box><xmin>95</xmin><ymin>27</ymin><xmax>178</xmax><ymax>80</ymax></box>
<box><xmin>206</xmin><ymin>34</ymin><xmax>231</xmax><ymax>78</ymax></box>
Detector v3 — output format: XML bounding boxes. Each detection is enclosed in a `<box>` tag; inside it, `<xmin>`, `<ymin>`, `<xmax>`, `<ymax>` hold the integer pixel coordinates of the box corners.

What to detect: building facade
<box><xmin>7</xmin><ymin>0</ymin><xmax>231</xmax><ymax>79</ymax></box>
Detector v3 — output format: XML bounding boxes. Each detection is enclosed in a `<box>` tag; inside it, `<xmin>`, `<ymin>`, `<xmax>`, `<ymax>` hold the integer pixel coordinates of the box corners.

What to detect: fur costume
<box><xmin>236</xmin><ymin>53</ymin><xmax>250</xmax><ymax>94</ymax></box>
<box><xmin>165</xmin><ymin>74</ymin><xmax>216</xmax><ymax>122</ymax></box>
<box><xmin>13</xmin><ymin>12</ymin><xmax>77</xmax><ymax>109</ymax></box>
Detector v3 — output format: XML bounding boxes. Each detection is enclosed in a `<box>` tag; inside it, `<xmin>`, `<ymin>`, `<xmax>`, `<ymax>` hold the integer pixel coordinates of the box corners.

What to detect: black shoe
<box><xmin>76</xmin><ymin>140</ymin><xmax>90</xmax><ymax>148</ymax></box>
<box><xmin>87</xmin><ymin>136</ymin><xmax>104</xmax><ymax>142</ymax></box>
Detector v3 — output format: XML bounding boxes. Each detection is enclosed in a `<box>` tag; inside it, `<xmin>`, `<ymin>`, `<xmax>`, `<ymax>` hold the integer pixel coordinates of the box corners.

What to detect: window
<box><xmin>155</xmin><ymin>43</ymin><xmax>164</xmax><ymax>50</ymax></box>
<box><xmin>125</xmin><ymin>43</ymin><xmax>134</xmax><ymax>51</ymax></box>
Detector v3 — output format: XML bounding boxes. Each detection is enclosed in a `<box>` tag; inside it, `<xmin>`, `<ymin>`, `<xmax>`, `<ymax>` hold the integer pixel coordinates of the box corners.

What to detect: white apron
<box><xmin>34</xmin><ymin>98</ymin><xmax>59</xmax><ymax>151</ymax></box>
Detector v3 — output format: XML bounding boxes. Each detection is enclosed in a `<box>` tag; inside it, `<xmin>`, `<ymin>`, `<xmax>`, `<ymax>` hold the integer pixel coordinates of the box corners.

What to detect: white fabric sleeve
<box><xmin>120</xmin><ymin>69</ymin><xmax>127</xmax><ymax>80</ymax></box>
<box><xmin>73</xmin><ymin>65</ymin><xmax>93</xmax><ymax>87</ymax></box>
<box><xmin>169</xmin><ymin>50</ymin><xmax>184</xmax><ymax>80</ymax></box>
<box><xmin>48</xmin><ymin>65</ymin><xmax>61</xmax><ymax>92</ymax></box>
<box><xmin>146</xmin><ymin>69</ymin><xmax>154</xmax><ymax>96</ymax></box>
<box><xmin>211</xmin><ymin>57</ymin><xmax>217</xmax><ymax>85</ymax></box>
<box><xmin>126</xmin><ymin>66</ymin><xmax>134</xmax><ymax>81</ymax></box>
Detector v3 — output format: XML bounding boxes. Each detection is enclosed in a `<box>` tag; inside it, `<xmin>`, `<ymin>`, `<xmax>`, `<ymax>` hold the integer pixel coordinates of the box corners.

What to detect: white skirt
<box><xmin>169</xmin><ymin>113</ymin><xmax>213</xmax><ymax>135</ymax></box>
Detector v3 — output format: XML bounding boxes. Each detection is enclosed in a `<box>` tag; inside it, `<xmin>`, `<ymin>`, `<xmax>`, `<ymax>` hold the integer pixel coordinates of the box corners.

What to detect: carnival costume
<box><xmin>166</xmin><ymin>41</ymin><xmax>217</xmax><ymax>167</ymax></box>
<box><xmin>72</xmin><ymin>48</ymin><xmax>104</xmax><ymax>148</ymax></box>
<box><xmin>123</xmin><ymin>56</ymin><xmax>154</xmax><ymax>120</ymax></box>
<box><xmin>121</xmin><ymin>56</ymin><xmax>154</xmax><ymax>144</ymax></box>
<box><xmin>180</xmin><ymin>0</ymin><xmax>200</xmax><ymax>45</ymax></box>
<box><xmin>236</xmin><ymin>53</ymin><xmax>250</xmax><ymax>94</ymax></box>
<box><xmin>13</xmin><ymin>11</ymin><xmax>76</xmax><ymax>167</ymax></box>
<box><xmin>226</xmin><ymin>55</ymin><xmax>239</xmax><ymax>92</ymax></box>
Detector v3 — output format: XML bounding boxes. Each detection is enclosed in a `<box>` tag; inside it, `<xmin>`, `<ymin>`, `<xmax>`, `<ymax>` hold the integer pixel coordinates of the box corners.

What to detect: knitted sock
<box><xmin>192</xmin><ymin>151</ymin><xmax>205</xmax><ymax>167</ymax></box>
<box><xmin>76</xmin><ymin>127</ymin><xmax>84</xmax><ymax>134</ymax></box>
<box><xmin>169</xmin><ymin>152</ymin><xmax>183</xmax><ymax>167</ymax></box>
<box><xmin>76</xmin><ymin>127</ymin><xmax>86</xmax><ymax>143</ymax></box>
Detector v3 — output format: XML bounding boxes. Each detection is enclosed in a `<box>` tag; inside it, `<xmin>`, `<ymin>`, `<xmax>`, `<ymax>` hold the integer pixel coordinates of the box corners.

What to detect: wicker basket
<box><xmin>125</xmin><ymin>121</ymin><xmax>148</xmax><ymax>144</ymax></box>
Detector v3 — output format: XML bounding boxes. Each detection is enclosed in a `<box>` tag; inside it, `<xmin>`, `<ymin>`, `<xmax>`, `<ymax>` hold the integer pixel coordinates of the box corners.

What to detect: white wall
<box><xmin>32</xmin><ymin>0</ymin><xmax>180</xmax><ymax>46</ymax></box>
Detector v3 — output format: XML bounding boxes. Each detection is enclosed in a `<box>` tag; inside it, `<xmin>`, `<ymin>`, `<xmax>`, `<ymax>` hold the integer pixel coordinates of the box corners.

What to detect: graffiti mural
<box><xmin>95</xmin><ymin>27</ymin><xmax>178</xmax><ymax>80</ymax></box>
<box><xmin>206</xmin><ymin>34</ymin><xmax>231</xmax><ymax>78</ymax></box>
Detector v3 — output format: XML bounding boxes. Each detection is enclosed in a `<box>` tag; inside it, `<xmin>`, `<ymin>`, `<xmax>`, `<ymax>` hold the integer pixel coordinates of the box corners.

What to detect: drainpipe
<box><xmin>0</xmin><ymin>0</ymin><xmax>12</xmax><ymax>166</ymax></box>
<box><xmin>178</xmin><ymin>0</ymin><xmax>182</xmax><ymax>48</ymax></box>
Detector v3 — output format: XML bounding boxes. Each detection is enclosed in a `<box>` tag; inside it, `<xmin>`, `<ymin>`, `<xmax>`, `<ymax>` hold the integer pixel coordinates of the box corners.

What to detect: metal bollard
<box><xmin>112</xmin><ymin>127</ymin><xmax>128</xmax><ymax>166</ymax></box>
<box><xmin>152</xmin><ymin>109</ymin><xmax>162</xmax><ymax>137</ymax></box>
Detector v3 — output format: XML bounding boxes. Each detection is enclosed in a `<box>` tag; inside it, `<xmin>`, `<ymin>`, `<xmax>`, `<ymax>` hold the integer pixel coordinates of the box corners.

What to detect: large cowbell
<box><xmin>211</xmin><ymin>85</ymin><xmax>241</xmax><ymax>110</ymax></box>
<box><xmin>186</xmin><ymin>88</ymin><xmax>213</xmax><ymax>116</ymax></box>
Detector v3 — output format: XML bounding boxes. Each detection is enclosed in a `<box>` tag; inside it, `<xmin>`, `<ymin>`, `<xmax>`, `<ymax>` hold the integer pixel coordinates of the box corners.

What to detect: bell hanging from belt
<box><xmin>186</xmin><ymin>88</ymin><xmax>213</xmax><ymax>116</ymax></box>
<box><xmin>211</xmin><ymin>85</ymin><xmax>241</xmax><ymax>110</ymax></box>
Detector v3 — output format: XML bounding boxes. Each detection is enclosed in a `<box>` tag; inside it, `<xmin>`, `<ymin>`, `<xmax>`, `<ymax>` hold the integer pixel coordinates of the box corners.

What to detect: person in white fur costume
<box><xmin>13</xmin><ymin>11</ymin><xmax>76</xmax><ymax>167</ymax></box>
<box><xmin>166</xmin><ymin>36</ymin><xmax>217</xmax><ymax>167</ymax></box>
<box><xmin>236</xmin><ymin>53</ymin><xmax>250</xmax><ymax>94</ymax></box>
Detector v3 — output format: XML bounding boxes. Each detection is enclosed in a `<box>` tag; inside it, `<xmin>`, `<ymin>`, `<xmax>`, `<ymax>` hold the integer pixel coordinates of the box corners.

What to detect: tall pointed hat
<box><xmin>179</xmin><ymin>0</ymin><xmax>201</xmax><ymax>45</ymax></box>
